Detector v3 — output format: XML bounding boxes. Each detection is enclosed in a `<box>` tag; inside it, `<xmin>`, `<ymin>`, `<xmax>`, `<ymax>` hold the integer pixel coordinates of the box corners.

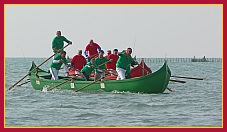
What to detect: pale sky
<box><xmin>6</xmin><ymin>5</ymin><xmax>222</xmax><ymax>58</ymax></box>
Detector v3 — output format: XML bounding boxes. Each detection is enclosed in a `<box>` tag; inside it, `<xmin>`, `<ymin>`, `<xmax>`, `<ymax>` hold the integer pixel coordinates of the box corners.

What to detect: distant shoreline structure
<box><xmin>6</xmin><ymin>57</ymin><xmax>222</xmax><ymax>63</ymax></box>
<box><xmin>191</xmin><ymin>56</ymin><xmax>209</xmax><ymax>62</ymax></box>
<box><xmin>136</xmin><ymin>57</ymin><xmax>222</xmax><ymax>63</ymax></box>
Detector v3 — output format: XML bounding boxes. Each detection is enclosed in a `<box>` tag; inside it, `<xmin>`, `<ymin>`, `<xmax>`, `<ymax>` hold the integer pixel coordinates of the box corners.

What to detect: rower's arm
<box><xmin>84</xmin><ymin>50</ymin><xmax>88</xmax><ymax>57</ymax></box>
<box><xmin>98</xmin><ymin>47</ymin><xmax>101</xmax><ymax>52</ymax></box>
<box><xmin>63</xmin><ymin>36</ymin><xmax>72</xmax><ymax>44</ymax></box>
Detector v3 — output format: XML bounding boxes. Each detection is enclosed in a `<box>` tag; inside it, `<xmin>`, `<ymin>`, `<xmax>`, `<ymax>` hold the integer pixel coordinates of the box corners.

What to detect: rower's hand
<box><xmin>130</xmin><ymin>61</ymin><xmax>138</xmax><ymax>67</ymax></box>
<box><xmin>52</xmin><ymin>47</ymin><xmax>58</xmax><ymax>53</ymax></box>
<box><xmin>57</xmin><ymin>49</ymin><xmax>62</xmax><ymax>53</ymax></box>
<box><xmin>104</xmin><ymin>69</ymin><xmax>109</xmax><ymax>73</ymax></box>
<box><xmin>108</xmin><ymin>59</ymin><xmax>113</xmax><ymax>62</ymax></box>
<box><xmin>71</xmin><ymin>67</ymin><xmax>76</xmax><ymax>70</ymax></box>
<box><xmin>59</xmin><ymin>59</ymin><xmax>64</xmax><ymax>63</ymax></box>
<box><xmin>68</xmin><ymin>41</ymin><xmax>72</xmax><ymax>45</ymax></box>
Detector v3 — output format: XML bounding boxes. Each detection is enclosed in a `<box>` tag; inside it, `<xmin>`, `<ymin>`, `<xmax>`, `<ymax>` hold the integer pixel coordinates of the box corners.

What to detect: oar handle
<box><xmin>97</xmin><ymin>60</ymin><xmax>110</xmax><ymax>67</ymax></box>
<box><xmin>7</xmin><ymin>43</ymin><xmax>71</xmax><ymax>91</ymax></box>
<box><xmin>86</xmin><ymin>53</ymin><xmax>98</xmax><ymax>59</ymax></box>
<box><xmin>106</xmin><ymin>69</ymin><xmax>118</xmax><ymax>76</ymax></box>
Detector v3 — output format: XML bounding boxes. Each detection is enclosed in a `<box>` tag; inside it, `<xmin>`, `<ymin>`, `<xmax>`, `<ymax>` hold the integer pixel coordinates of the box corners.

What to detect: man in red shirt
<box><xmin>106</xmin><ymin>50</ymin><xmax>111</xmax><ymax>57</ymax></box>
<box><xmin>106</xmin><ymin>49</ymin><xmax>119</xmax><ymax>71</ymax></box>
<box><xmin>70</xmin><ymin>50</ymin><xmax>87</xmax><ymax>75</ymax></box>
<box><xmin>84</xmin><ymin>39</ymin><xmax>102</xmax><ymax>61</ymax></box>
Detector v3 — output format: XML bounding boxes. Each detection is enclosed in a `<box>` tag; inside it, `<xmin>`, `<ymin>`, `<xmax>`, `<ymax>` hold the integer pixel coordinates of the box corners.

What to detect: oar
<box><xmin>74</xmin><ymin>61</ymin><xmax>110</xmax><ymax>91</ymax></box>
<box><xmin>169</xmin><ymin>79</ymin><xmax>186</xmax><ymax>83</ymax></box>
<box><xmin>106</xmin><ymin>69</ymin><xmax>118</xmax><ymax>76</ymax></box>
<box><xmin>98</xmin><ymin>60</ymin><xmax>111</xmax><ymax>67</ymax></box>
<box><xmin>7</xmin><ymin>43</ymin><xmax>71</xmax><ymax>91</ymax></box>
<box><xmin>86</xmin><ymin>53</ymin><xmax>98</xmax><ymax>59</ymax></box>
<box><xmin>75</xmin><ymin>77</ymin><xmax>103</xmax><ymax>92</ymax></box>
<box><xmin>171</xmin><ymin>75</ymin><xmax>203</xmax><ymax>80</ymax></box>
<box><xmin>48</xmin><ymin>79</ymin><xmax>71</xmax><ymax>91</ymax></box>
<box><xmin>137</xmin><ymin>64</ymin><xmax>185</xmax><ymax>84</ymax></box>
<box><xmin>167</xmin><ymin>87</ymin><xmax>174</xmax><ymax>92</ymax></box>
<box><xmin>17</xmin><ymin>80</ymin><xmax>30</xmax><ymax>86</ymax></box>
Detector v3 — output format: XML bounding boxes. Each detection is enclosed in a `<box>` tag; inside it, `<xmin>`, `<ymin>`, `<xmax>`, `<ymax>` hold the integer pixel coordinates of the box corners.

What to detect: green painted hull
<box><xmin>29</xmin><ymin>61</ymin><xmax>171</xmax><ymax>94</ymax></box>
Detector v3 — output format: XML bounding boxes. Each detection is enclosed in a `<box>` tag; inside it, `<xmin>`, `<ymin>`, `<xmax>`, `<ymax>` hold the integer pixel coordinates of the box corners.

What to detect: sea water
<box><xmin>5</xmin><ymin>58</ymin><xmax>222</xmax><ymax>127</ymax></box>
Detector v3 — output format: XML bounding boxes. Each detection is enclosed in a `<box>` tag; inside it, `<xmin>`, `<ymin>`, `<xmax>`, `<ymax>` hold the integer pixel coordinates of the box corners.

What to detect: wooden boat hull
<box><xmin>29</xmin><ymin>61</ymin><xmax>171</xmax><ymax>94</ymax></box>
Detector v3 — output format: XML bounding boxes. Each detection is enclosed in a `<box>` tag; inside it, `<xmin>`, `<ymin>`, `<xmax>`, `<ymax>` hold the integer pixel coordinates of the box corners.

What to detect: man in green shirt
<box><xmin>116</xmin><ymin>48</ymin><xmax>138</xmax><ymax>80</ymax></box>
<box><xmin>50</xmin><ymin>51</ymin><xmax>69</xmax><ymax>80</ymax></box>
<box><xmin>81</xmin><ymin>58</ymin><xmax>96</xmax><ymax>81</ymax></box>
<box><xmin>94</xmin><ymin>50</ymin><xmax>112</xmax><ymax>81</ymax></box>
<box><xmin>52</xmin><ymin>31</ymin><xmax>72</xmax><ymax>53</ymax></box>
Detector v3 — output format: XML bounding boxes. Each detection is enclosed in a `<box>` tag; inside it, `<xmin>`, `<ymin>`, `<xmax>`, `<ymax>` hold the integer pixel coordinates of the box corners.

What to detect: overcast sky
<box><xmin>6</xmin><ymin>5</ymin><xmax>222</xmax><ymax>58</ymax></box>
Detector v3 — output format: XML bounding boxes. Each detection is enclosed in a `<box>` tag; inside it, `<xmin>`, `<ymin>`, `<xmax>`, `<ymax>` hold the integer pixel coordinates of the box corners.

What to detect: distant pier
<box><xmin>136</xmin><ymin>58</ymin><xmax>222</xmax><ymax>63</ymax></box>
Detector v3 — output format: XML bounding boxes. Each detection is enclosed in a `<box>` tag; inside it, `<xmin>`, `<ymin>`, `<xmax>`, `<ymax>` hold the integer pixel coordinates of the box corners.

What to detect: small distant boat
<box><xmin>28</xmin><ymin>61</ymin><xmax>171</xmax><ymax>94</ymax></box>
<box><xmin>191</xmin><ymin>56</ymin><xmax>209</xmax><ymax>62</ymax></box>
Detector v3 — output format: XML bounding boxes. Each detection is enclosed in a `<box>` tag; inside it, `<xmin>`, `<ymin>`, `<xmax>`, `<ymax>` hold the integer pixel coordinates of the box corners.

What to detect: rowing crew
<box><xmin>50</xmin><ymin>31</ymin><xmax>138</xmax><ymax>81</ymax></box>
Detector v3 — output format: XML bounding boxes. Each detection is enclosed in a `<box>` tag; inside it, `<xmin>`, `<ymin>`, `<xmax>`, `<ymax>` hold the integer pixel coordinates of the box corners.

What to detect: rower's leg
<box><xmin>50</xmin><ymin>68</ymin><xmax>59</xmax><ymax>80</ymax></box>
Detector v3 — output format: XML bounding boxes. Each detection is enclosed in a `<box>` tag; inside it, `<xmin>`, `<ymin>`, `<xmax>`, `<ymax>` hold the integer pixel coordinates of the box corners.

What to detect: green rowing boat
<box><xmin>29</xmin><ymin>61</ymin><xmax>171</xmax><ymax>94</ymax></box>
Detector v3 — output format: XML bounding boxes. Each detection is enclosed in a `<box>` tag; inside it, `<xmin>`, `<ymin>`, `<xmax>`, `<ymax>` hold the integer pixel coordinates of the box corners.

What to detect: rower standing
<box><xmin>116</xmin><ymin>48</ymin><xmax>137</xmax><ymax>80</ymax></box>
<box><xmin>52</xmin><ymin>31</ymin><xmax>72</xmax><ymax>55</ymax></box>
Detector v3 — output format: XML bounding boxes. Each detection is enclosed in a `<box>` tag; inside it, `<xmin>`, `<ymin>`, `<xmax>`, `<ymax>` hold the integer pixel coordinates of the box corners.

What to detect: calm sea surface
<box><xmin>5</xmin><ymin>58</ymin><xmax>222</xmax><ymax>127</ymax></box>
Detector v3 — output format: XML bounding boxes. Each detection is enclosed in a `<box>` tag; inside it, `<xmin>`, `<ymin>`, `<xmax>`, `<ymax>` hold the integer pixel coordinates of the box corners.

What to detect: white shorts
<box><xmin>116</xmin><ymin>67</ymin><xmax>126</xmax><ymax>80</ymax></box>
<box><xmin>50</xmin><ymin>67</ymin><xmax>59</xmax><ymax>80</ymax></box>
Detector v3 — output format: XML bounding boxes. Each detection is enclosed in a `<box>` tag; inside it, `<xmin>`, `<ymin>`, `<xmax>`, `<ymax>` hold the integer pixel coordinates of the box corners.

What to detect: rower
<box><xmin>106</xmin><ymin>49</ymin><xmax>119</xmax><ymax>75</ymax></box>
<box><xmin>70</xmin><ymin>50</ymin><xmax>87</xmax><ymax>76</ymax></box>
<box><xmin>84</xmin><ymin>39</ymin><xmax>102</xmax><ymax>62</ymax></box>
<box><xmin>94</xmin><ymin>50</ymin><xmax>112</xmax><ymax>81</ymax></box>
<box><xmin>50</xmin><ymin>51</ymin><xmax>69</xmax><ymax>80</ymax></box>
<box><xmin>52</xmin><ymin>31</ymin><xmax>72</xmax><ymax>56</ymax></box>
<box><xmin>81</xmin><ymin>58</ymin><xmax>96</xmax><ymax>81</ymax></box>
<box><xmin>116</xmin><ymin>48</ymin><xmax>138</xmax><ymax>80</ymax></box>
